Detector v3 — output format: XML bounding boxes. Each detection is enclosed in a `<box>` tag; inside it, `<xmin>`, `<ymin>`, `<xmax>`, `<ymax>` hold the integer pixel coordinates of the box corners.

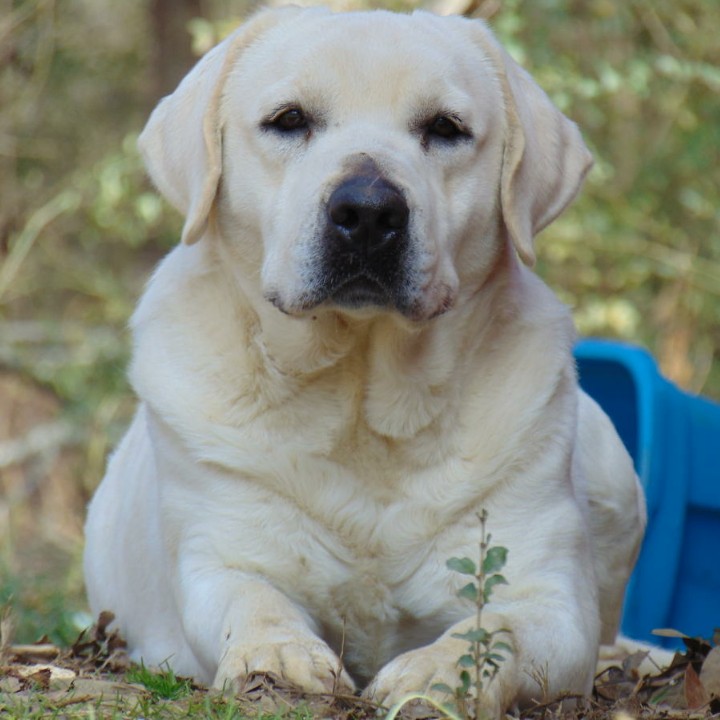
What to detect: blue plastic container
<box><xmin>574</xmin><ymin>339</ymin><xmax>720</xmax><ymax>644</ymax></box>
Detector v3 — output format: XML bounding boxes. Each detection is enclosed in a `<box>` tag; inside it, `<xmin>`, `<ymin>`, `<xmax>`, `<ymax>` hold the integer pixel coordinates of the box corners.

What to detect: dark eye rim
<box><xmin>424</xmin><ymin>113</ymin><xmax>472</xmax><ymax>143</ymax></box>
<box><xmin>262</xmin><ymin>105</ymin><xmax>310</xmax><ymax>133</ymax></box>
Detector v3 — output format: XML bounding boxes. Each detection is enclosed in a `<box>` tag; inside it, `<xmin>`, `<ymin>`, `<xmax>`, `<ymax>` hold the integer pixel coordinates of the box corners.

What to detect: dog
<box><xmin>84</xmin><ymin>6</ymin><xmax>647</xmax><ymax>715</ymax></box>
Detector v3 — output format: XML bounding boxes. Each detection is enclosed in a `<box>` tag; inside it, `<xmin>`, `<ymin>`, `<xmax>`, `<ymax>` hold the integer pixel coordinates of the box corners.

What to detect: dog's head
<box><xmin>139</xmin><ymin>7</ymin><xmax>591</xmax><ymax>323</ymax></box>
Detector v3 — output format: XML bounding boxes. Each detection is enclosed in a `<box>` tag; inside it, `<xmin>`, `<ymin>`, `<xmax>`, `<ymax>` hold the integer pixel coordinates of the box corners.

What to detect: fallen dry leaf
<box><xmin>0</xmin><ymin>673</ymin><xmax>22</xmax><ymax>693</ymax></box>
<box><xmin>19</xmin><ymin>666</ymin><xmax>52</xmax><ymax>691</ymax></box>
<box><xmin>622</xmin><ymin>650</ymin><xmax>651</xmax><ymax>680</ymax></box>
<box><xmin>14</xmin><ymin>663</ymin><xmax>76</xmax><ymax>682</ymax></box>
<box><xmin>683</xmin><ymin>664</ymin><xmax>709</xmax><ymax>709</ymax></box>
<box><xmin>653</xmin><ymin>629</ymin><xmax>689</xmax><ymax>639</ymax></box>
<box><xmin>700</xmin><ymin>645</ymin><xmax>720</xmax><ymax>698</ymax></box>
<box><xmin>8</xmin><ymin>643</ymin><xmax>59</xmax><ymax>661</ymax></box>
<box><xmin>69</xmin><ymin>610</ymin><xmax>129</xmax><ymax>673</ymax></box>
<box><xmin>64</xmin><ymin>677</ymin><xmax>148</xmax><ymax>700</ymax></box>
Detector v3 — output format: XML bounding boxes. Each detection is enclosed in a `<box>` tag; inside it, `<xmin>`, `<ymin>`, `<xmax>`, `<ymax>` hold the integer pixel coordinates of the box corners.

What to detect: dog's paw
<box><xmin>214</xmin><ymin>639</ymin><xmax>355</xmax><ymax>696</ymax></box>
<box><xmin>364</xmin><ymin>644</ymin><xmax>504</xmax><ymax>719</ymax></box>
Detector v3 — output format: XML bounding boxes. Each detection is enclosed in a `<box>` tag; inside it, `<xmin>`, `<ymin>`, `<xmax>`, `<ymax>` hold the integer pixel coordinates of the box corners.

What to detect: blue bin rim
<box><xmin>574</xmin><ymin>338</ymin><xmax>664</xmax><ymax>483</ymax></box>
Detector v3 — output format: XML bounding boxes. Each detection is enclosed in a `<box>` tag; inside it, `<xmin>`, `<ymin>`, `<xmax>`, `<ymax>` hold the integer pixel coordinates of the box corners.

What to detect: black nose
<box><xmin>327</xmin><ymin>175</ymin><xmax>409</xmax><ymax>253</ymax></box>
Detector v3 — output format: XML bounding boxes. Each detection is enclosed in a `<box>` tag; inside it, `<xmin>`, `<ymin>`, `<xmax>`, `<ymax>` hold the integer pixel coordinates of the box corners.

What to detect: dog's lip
<box><xmin>263</xmin><ymin>276</ymin><xmax>393</xmax><ymax>316</ymax></box>
<box><xmin>328</xmin><ymin>275</ymin><xmax>393</xmax><ymax>308</ymax></box>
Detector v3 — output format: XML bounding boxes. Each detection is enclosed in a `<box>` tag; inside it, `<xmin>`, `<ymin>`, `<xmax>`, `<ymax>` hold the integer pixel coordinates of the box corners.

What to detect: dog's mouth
<box><xmin>328</xmin><ymin>274</ymin><xmax>393</xmax><ymax>309</ymax></box>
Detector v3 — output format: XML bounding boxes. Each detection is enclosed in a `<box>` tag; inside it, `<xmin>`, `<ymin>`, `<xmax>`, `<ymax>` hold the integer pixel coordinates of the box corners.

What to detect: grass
<box><xmin>0</xmin><ymin>689</ymin><xmax>319</xmax><ymax>720</ymax></box>
<box><xmin>126</xmin><ymin>661</ymin><xmax>193</xmax><ymax>701</ymax></box>
<box><xmin>0</xmin><ymin>566</ymin><xmax>87</xmax><ymax>649</ymax></box>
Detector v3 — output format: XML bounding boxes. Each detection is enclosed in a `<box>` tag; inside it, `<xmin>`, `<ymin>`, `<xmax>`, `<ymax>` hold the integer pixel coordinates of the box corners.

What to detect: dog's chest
<box><xmin>281</xmin><ymin>492</ymin><xmax>466</xmax><ymax>679</ymax></box>
<box><xmin>216</xmin><ymin>440</ymin><xmax>484</xmax><ymax>677</ymax></box>
<box><xmin>161</xmin><ymin>336</ymin><xmax>516</xmax><ymax>675</ymax></box>
<box><xmin>318</xmin><ymin>553</ymin><xmax>456</xmax><ymax>682</ymax></box>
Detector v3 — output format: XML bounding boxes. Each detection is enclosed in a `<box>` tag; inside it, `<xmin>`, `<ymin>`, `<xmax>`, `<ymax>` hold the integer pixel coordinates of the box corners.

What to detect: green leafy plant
<box><xmin>126</xmin><ymin>660</ymin><xmax>193</xmax><ymax>701</ymax></box>
<box><xmin>432</xmin><ymin>510</ymin><xmax>513</xmax><ymax>719</ymax></box>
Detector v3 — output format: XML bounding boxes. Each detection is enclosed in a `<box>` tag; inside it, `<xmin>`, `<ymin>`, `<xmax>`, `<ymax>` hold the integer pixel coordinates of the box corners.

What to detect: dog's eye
<box><xmin>267</xmin><ymin>107</ymin><xmax>308</xmax><ymax>133</ymax></box>
<box><xmin>425</xmin><ymin>114</ymin><xmax>468</xmax><ymax>142</ymax></box>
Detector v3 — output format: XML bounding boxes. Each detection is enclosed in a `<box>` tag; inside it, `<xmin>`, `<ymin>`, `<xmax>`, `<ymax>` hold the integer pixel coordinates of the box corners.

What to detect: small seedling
<box><xmin>432</xmin><ymin>510</ymin><xmax>513</xmax><ymax>719</ymax></box>
<box><xmin>126</xmin><ymin>660</ymin><xmax>193</xmax><ymax>700</ymax></box>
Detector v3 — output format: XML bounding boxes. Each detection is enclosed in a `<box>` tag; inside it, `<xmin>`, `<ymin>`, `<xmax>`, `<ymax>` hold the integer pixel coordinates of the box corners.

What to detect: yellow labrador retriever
<box><xmin>84</xmin><ymin>6</ymin><xmax>646</xmax><ymax>715</ymax></box>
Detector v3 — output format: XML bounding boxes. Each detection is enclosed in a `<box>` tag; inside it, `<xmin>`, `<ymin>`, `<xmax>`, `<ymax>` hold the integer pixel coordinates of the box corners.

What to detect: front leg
<box><xmin>366</xmin><ymin>598</ymin><xmax>598</xmax><ymax>717</ymax></box>
<box><xmin>179</xmin><ymin>563</ymin><xmax>354</xmax><ymax>694</ymax></box>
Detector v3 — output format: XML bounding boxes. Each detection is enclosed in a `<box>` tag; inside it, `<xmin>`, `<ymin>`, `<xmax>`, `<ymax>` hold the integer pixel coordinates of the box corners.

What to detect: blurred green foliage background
<box><xmin>0</xmin><ymin>0</ymin><xmax>718</xmax><ymax>643</ymax></box>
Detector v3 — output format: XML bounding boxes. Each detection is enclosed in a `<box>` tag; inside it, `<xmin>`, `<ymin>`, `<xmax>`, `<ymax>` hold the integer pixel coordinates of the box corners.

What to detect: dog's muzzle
<box><xmin>320</xmin><ymin>170</ymin><xmax>410</xmax><ymax>310</ymax></box>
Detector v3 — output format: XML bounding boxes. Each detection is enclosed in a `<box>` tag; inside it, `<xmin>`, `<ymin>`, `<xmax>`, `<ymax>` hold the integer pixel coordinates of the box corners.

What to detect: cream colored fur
<box><xmin>84</xmin><ymin>7</ymin><xmax>647</xmax><ymax>715</ymax></box>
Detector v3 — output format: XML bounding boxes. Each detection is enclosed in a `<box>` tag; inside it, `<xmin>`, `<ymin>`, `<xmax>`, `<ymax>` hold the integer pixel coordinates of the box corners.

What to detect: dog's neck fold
<box><xmin>241</xmin><ymin>299</ymin><xmax>456</xmax><ymax>440</ymax></box>
<box><xmin>234</xmin><ymin>241</ymin><xmax>519</xmax><ymax>440</ymax></box>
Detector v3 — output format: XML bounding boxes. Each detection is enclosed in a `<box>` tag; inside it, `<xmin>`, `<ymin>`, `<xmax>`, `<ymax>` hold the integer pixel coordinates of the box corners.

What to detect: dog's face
<box><xmin>139</xmin><ymin>7</ymin><xmax>592</xmax><ymax>322</ymax></box>
<box><xmin>221</xmin><ymin>11</ymin><xmax>505</xmax><ymax>321</ymax></box>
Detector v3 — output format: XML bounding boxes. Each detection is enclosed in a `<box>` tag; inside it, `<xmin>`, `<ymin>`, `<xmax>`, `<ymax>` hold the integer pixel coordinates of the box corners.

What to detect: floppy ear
<box><xmin>138</xmin><ymin>7</ymin><xmax>302</xmax><ymax>245</ymax></box>
<box><xmin>473</xmin><ymin>22</ymin><xmax>593</xmax><ymax>266</ymax></box>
